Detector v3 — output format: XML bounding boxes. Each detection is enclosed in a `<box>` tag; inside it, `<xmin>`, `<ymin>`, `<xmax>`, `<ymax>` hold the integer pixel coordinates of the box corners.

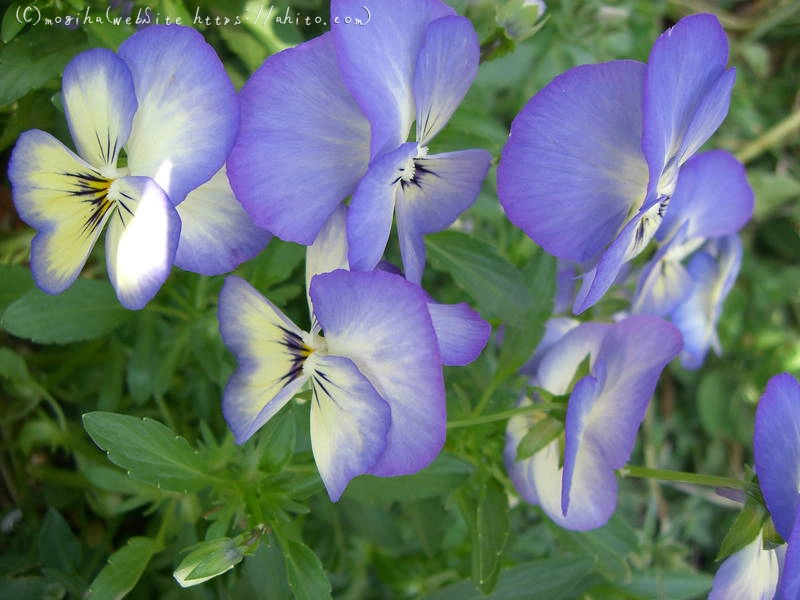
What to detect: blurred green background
<box><xmin>0</xmin><ymin>0</ymin><xmax>798</xmax><ymax>598</ymax></box>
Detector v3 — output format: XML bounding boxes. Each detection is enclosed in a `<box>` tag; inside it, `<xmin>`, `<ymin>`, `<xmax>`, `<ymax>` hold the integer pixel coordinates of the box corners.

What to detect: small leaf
<box><xmin>257</xmin><ymin>406</ymin><xmax>297</xmax><ymax>473</ymax></box>
<box><xmin>87</xmin><ymin>537</ymin><xmax>158</xmax><ymax>600</ymax></box>
<box><xmin>282</xmin><ymin>540</ymin><xmax>332</xmax><ymax>600</ymax></box>
<box><xmin>425</xmin><ymin>231</ymin><xmax>533</xmax><ymax>326</ymax></box>
<box><xmin>37</xmin><ymin>509</ymin><xmax>81</xmax><ymax>575</ymax></box>
<box><xmin>1</xmin><ymin>3</ymin><xmax>26</xmax><ymax>43</ymax></box>
<box><xmin>0</xmin><ymin>264</ymin><xmax>35</xmax><ymax>314</ymax></box>
<box><xmin>515</xmin><ymin>416</ymin><xmax>563</xmax><ymax>462</ymax></box>
<box><xmin>471</xmin><ymin>478</ymin><xmax>511</xmax><ymax>593</ymax></box>
<box><xmin>716</xmin><ymin>501</ymin><xmax>768</xmax><ymax>561</ymax></box>
<box><xmin>82</xmin><ymin>411</ymin><xmax>211</xmax><ymax>492</ymax></box>
<box><xmin>2</xmin><ymin>279</ymin><xmax>131</xmax><ymax>344</ymax></box>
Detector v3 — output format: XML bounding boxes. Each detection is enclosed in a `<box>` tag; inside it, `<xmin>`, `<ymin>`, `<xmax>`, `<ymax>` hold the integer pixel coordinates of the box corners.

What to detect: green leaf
<box><xmin>82</xmin><ymin>411</ymin><xmax>211</xmax><ymax>492</ymax></box>
<box><xmin>346</xmin><ymin>453</ymin><xmax>473</xmax><ymax>504</ymax></box>
<box><xmin>515</xmin><ymin>416</ymin><xmax>563</xmax><ymax>461</ymax></box>
<box><xmin>552</xmin><ymin>514</ymin><xmax>638</xmax><ymax>582</ymax></box>
<box><xmin>424</xmin><ymin>556</ymin><xmax>596</xmax><ymax>600</ymax></box>
<box><xmin>87</xmin><ymin>537</ymin><xmax>158</xmax><ymax>600</ymax></box>
<box><xmin>282</xmin><ymin>541</ymin><xmax>332</xmax><ymax>600</ymax></box>
<box><xmin>2</xmin><ymin>3</ymin><xmax>26</xmax><ymax>43</ymax></box>
<box><xmin>0</xmin><ymin>26</ymin><xmax>88</xmax><ymax>106</ymax></box>
<box><xmin>697</xmin><ymin>369</ymin><xmax>737</xmax><ymax>439</ymax></box>
<box><xmin>1</xmin><ymin>279</ymin><xmax>131</xmax><ymax>344</ymax></box>
<box><xmin>608</xmin><ymin>571</ymin><xmax>712</xmax><ymax>600</ymax></box>
<box><xmin>716</xmin><ymin>501</ymin><xmax>767</xmax><ymax>561</ymax></box>
<box><xmin>126</xmin><ymin>312</ymin><xmax>157</xmax><ymax>405</ymax></box>
<box><xmin>174</xmin><ymin>537</ymin><xmax>244</xmax><ymax>588</ymax></box>
<box><xmin>470</xmin><ymin>478</ymin><xmax>511</xmax><ymax>593</ymax></box>
<box><xmin>0</xmin><ymin>264</ymin><xmax>35</xmax><ymax>315</ymax></box>
<box><xmin>257</xmin><ymin>407</ymin><xmax>297</xmax><ymax>473</ymax></box>
<box><xmin>37</xmin><ymin>509</ymin><xmax>81</xmax><ymax>575</ymax></box>
<box><xmin>425</xmin><ymin>231</ymin><xmax>532</xmax><ymax>326</ymax></box>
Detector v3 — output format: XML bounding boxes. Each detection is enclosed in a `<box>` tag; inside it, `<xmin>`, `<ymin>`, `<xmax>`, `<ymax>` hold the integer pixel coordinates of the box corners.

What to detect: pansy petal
<box><xmin>536</xmin><ymin>322</ymin><xmax>608</xmax><ymax>395</ymax></box>
<box><xmin>395</xmin><ymin>148</ymin><xmax>491</xmax><ymax>284</ymax></box>
<box><xmin>308</xmin><ymin>354</ymin><xmax>391</xmax><ymax>501</ymax></box>
<box><xmin>174</xmin><ymin>167</ymin><xmax>270</xmax><ymax>276</ymax></box>
<box><xmin>229</xmin><ymin>33</ymin><xmax>370</xmax><ymax>245</ymax></box>
<box><xmin>659</xmin><ymin>150</ymin><xmax>753</xmax><ymax>241</ymax></box>
<box><xmin>520</xmin><ymin>317</ymin><xmax>581</xmax><ymax>377</ymax></box>
<box><xmin>709</xmin><ymin>534</ymin><xmax>780</xmax><ymax>600</ymax></box>
<box><xmin>218</xmin><ymin>276</ymin><xmax>310</xmax><ymax>444</ymax></box>
<box><xmin>778</xmin><ymin>507</ymin><xmax>800</xmax><ymax>599</ymax></box>
<box><xmin>504</xmin><ymin>399</ymin><xmax>540</xmax><ymax>505</ymax></box>
<box><xmin>347</xmin><ymin>143</ymin><xmax>416</xmax><ymax>272</ymax></box>
<box><xmin>104</xmin><ymin>176</ymin><xmax>180</xmax><ymax>310</ymax></box>
<box><xmin>642</xmin><ymin>13</ymin><xmax>733</xmax><ymax>195</ymax></box>
<box><xmin>310</xmin><ymin>269</ymin><xmax>445</xmax><ymax>476</ymax></box>
<box><xmin>9</xmin><ymin>130</ymin><xmax>114</xmax><ymax>294</ymax></box>
<box><xmin>62</xmin><ymin>48</ymin><xmax>137</xmax><ymax>171</ymax></box>
<box><xmin>413</xmin><ymin>16</ymin><xmax>479</xmax><ymax>145</ymax></box>
<box><xmin>331</xmin><ymin>0</ymin><xmax>454</xmax><ymax>157</ymax></box>
<box><xmin>632</xmin><ymin>238</ymin><xmax>693</xmax><ymax>316</ymax></box>
<box><xmin>498</xmin><ymin>60</ymin><xmax>649</xmax><ymax>263</ymax></box>
<box><xmin>427</xmin><ymin>302</ymin><xmax>491</xmax><ymax>366</ymax></box>
<box><xmin>119</xmin><ymin>25</ymin><xmax>238</xmax><ymax>205</ymax></box>
<box><xmin>754</xmin><ymin>373</ymin><xmax>800</xmax><ymax>541</ymax></box>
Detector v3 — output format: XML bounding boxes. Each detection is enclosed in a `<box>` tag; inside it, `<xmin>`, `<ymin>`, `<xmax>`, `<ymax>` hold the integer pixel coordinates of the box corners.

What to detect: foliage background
<box><xmin>0</xmin><ymin>0</ymin><xmax>798</xmax><ymax>598</ymax></box>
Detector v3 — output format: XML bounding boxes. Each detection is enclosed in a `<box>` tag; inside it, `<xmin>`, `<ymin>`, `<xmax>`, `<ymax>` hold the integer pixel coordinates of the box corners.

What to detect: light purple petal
<box><xmin>642</xmin><ymin>13</ymin><xmax>734</xmax><ymax>196</ymax></box>
<box><xmin>504</xmin><ymin>398</ymin><xmax>540</xmax><ymax>505</ymax></box>
<box><xmin>520</xmin><ymin>317</ymin><xmax>581</xmax><ymax>378</ymax></box>
<box><xmin>709</xmin><ymin>534</ymin><xmax>780</xmax><ymax>600</ymax></box>
<box><xmin>779</xmin><ymin>507</ymin><xmax>800</xmax><ymax>599</ymax></box>
<box><xmin>632</xmin><ymin>235</ymin><xmax>693</xmax><ymax>316</ymax></box>
<box><xmin>309</xmin><ymin>269</ymin><xmax>445</xmax><ymax>477</ymax></box>
<box><xmin>9</xmin><ymin>130</ymin><xmax>111</xmax><ymax>294</ymax></box>
<box><xmin>175</xmin><ymin>167</ymin><xmax>271</xmax><ymax>275</ymax></box>
<box><xmin>331</xmin><ymin>0</ymin><xmax>454</xmax><ymax>157</ymax></box>
<box><xmin>427</xmin><ymin>302</ymin><xmax>491</xmax><ymax>366</ymax></box>
<box><xmin>413</xmin><ymin>15</ymin><xmax>479</xmax><ymax>145</ymax></box>
<box><xmin>104</xmin><ymin>176</ymin><xmax>181</xmax><ymax>310</ymax></box>
<box><xmin>395</xmin><ymin>148</ymin><xmax>491</xmax><ymax>284</ymax></box>
<box><xmin>218</xmin><ymin>276</ymin><xmax>309</xmax><ymax>443</ymax></box>
<box><xmin>307</xmin><ymin>354</ymin><xmax>391</xmax><ymax>501</ymax></box>
<box><xmin>229</xmin><ymin>33</ymin><xmax>370</xmax><ymax>245</ymax></box>
<box><xmin>498</xmin><ymin>60</ymin><xmax>649</xmax><ymax>263</ymax></box>
<box><xmin>119</xmin><ymin>25</ymin><xmax>238</xmax><ymax>205</ymax></box>
<box><xmin>659</xmin><ymin>150</ymin><xmax>754</xmax><ymax>242</ymax></box>
<box><xmin>536</xmin><ymin>322</ymin><xmax>608</xmax><ymax>395</ymax></box>
<box><xmin>754</xmin><ymin>373</ymin><xmax>800</xmax><ymax>541</ymax></box>
<box><xmin>62</xmin><ymin>48</ymin><xmax>137</xmax><ymax>171</ymax></box>
<box><xmin>306</xmin><ymin>205</ymin><xmax>350</xmax><ymax>318</ymax></box>
<box><xmin>346</xmin><ymin>143</ymin><xmax>416</xmax><ymax>272</ymax></box>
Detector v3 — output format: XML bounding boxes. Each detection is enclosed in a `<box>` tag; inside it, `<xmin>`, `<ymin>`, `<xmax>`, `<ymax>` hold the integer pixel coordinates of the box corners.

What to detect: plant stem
<box><xmin>619</xmin><ymin>465</ymin><xmax>748</xmax><ymax>490</ymax></box>
<box><xmin>447</xmin><ymin>403</ymin><xmax>562</xmax><ymax>429</ymax></box>
<box><xmin>736</xmin><ymin>109</ymin><xmax>800</xmax><ymax>164</ymax></box>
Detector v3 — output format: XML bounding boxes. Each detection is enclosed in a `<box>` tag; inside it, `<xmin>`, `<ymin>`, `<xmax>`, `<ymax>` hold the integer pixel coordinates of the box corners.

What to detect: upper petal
<box><xmin>104</xmin><ymin>176</ymin><xmax>181</xmax><ymax>310</ymax></box>
<box><xmin>536</xmin><ymin>321</ymin><xmax>609</xmax><ymax>395</ymax></box>
<box><xmin>426</xmin><ymin>302</ymin><xmax>491</xmax><ymax>367</ymax></box>
<box><xmin>642</xmin><ymin>13</ymin><xmax>734</xmax><ymax>196</ymax></box>
<box><xmin>331</xmin><ymin>0</ymin><xmax>454</xmax><ymax>157</ymax></box>
<box><xmin>228</xmin><ymin>33</ymin><xmax>370</xmax><ymax>245</ymax></box>
<box><xmin>119</xmin><ymin>25</ymin><xmax>238</xmax><ymax>205</ymax></box>
<box><xmin>498</xmin><ymin>60</ymin><xmax>649</xmax><ymax>263</ymax></box>
<box><xmin>754</xmin><ymin>373</ymin><xmax>800</xmax><ymax>541</ymax></box>
<box><xmin>309</xmin><ymin>269</ymin><xmax>445</xmax><ymax>476</ymax></box>
<box><xmin>218</xmin><ymin>276</ymin><xmax>310</xmax><ymax>443</ymax></box>
<box><xmin>62</xmin><ymin>48</ymin><xmax>137</xmax><ymax>172</ymax></box>
<box><xmin>413</xmin><ymin>16</ymin><xmax>479</xmax><ymax>145</ymax></box>
<box><xmin>307</xmin><ymin>354</ymin><xmax>391</xmax><ymax>501</ymax></box>
<box><xmin>9</xmin><ymin>130</ymin><xmax>114</xmax><ymax>294</ymax></box>
<box><xmin>174</xmin><ymin>167</ymin><xmax>271</xmax><ymax>276</ymax></box>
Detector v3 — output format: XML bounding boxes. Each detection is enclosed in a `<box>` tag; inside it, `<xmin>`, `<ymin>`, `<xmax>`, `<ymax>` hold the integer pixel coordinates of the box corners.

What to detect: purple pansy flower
<box><xmin>228</xmin><ymin>0</ymin><xmax>491</xmax><ymax>285</ymax></box>
<box><xmin>711</xmin><ymin>374</ymin><xmax>800</xmax><ymax>598</ymax></box>
<box><xmin>8</xmin><ymin>25</ymin><xmax>269</xmax><ymax>310</ymax></box>
<box><xmin>505</xmin><ymin>316</ymin><xmax>682</xmax><ymax>530</ymax></box>
<box><xmin>498</xmin><ymin>14</ymin><xmax>736</xmax><ymax>313</ymax></box>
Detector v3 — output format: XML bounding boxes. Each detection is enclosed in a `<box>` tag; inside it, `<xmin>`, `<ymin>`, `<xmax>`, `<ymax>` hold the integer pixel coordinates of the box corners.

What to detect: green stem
<box><xmin>148</xmin><ymin>304</ymin><xmax>190</xmax><ymax>321</ymax></box>
<box><xmin>736</xmin><ymin>109</ymin><xmax>800</xmax><ymax>164</ymax></box>
<box><xmin>619</xmin><ymin>465</ymin><xmax>747</xmax><ymax>490</ymax></box>
<box><xmin>448</xmin><ymin>403</ymin><xmax>562</xmax><ymax>429</ymax></box>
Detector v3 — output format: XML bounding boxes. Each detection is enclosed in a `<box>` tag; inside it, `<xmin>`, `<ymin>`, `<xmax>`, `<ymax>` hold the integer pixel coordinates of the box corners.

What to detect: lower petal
<box><xmin>9</xmin><ymin>130</ymin><xmax>114</xmax><ymax>294</ymax></box>
<box><xmin>174</xmin><ymin>167</ymin><xmax>271</xmax><ymax>276</ymax></box>
<box><xmin>308</xmin><ymin>354</ymin><xmax>391</xmax><ymax>501</ymax></box>
<box><xmin>105</xmin><ymin>177</ymin><xmax>181</xmax><ymax>310</ymax></box>
<box><xmin>709</xmin><ymin>534</ymin><xmax>780</xmax><ymax>600</ymax></box>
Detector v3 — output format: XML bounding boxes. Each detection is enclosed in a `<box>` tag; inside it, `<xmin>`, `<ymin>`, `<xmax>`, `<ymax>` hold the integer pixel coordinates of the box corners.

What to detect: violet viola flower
<box><xmin>710</xmin><ymin>373</ymin><xmax>800</xmax><ymax>598</ymax></box>
<box><xmin>228</xmin><ymin>0</ymin><xmax>491</xmax><ymax>285</ymax></box>
<box><xmin>498</xmin><ymin>14</ymin><xmax>736</xmax><ymax>314</ymax></box>
<box><xmin>8</xmin><ymin>25</ymin><xmax>269</xmax><ymax>310</ymax></box>
<box><xmin>504</xmin><ymin>316</ymin><xmax>681</xmax><ymax>531</ymax></box>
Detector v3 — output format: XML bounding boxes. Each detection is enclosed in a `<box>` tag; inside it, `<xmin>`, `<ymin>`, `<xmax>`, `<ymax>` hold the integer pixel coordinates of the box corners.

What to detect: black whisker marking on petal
<box><xmin>106</xmin><ymin>129</ymin><xmax>111</xmax><ymax>165</ymax></box>
<box><xmin>118</xmin><ymin>200</ymin><xmax>134</xmax><ymax>217</ymax></box>
<box><xmin>95</xmin><ymin>131</ymin><xmax>106</xmax><ymax>164</ymax></box>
